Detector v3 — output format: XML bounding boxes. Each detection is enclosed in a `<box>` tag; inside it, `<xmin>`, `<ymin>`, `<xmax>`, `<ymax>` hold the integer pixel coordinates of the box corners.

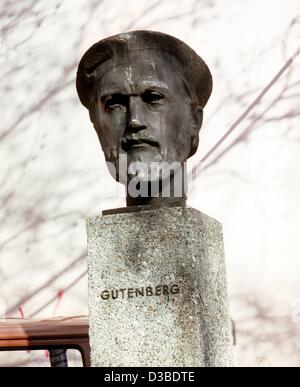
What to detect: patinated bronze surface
<box><xmin>76</xmin><ymin>31</ymin><xmax>213</xmax><ymax>207</ymax></box>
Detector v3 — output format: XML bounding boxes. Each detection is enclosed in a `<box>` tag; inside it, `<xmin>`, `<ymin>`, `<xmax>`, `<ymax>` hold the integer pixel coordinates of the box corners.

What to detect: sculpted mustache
<box><xmin>121</xmin><ymin>135</ymin><xmax>160</xmax><ymax>150</ymax></box>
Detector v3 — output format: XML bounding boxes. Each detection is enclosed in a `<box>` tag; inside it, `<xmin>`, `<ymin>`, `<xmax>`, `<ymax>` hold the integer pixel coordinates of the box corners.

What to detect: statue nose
<box><xmin>127</xmin><ymin>97</ymin><xmax>146</xmax><ymax>132</ymax></box>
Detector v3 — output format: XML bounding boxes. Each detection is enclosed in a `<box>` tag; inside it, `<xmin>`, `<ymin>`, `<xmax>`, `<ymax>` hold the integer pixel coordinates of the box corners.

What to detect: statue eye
<box><xmin>142</xmin><ymin>91</ymin><xmax>165</xmax><ymax>105</ymax></box>
<box><xmin>102</xmin><ymin>95</ymin><xmax>127</xmax><ymax>111</ymax></box>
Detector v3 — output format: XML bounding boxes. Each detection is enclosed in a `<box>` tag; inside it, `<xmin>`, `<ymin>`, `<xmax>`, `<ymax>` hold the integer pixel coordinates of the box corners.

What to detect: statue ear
<box><xmin>189</xmin><ymin>107</ymin><xmax>203</xmax><ymax>158</ymax></box>
<box><xmin>189</xmin><ymin>135</ymin><xmax>199</xmax><ymax>158</ymax></box>
<box><xmin>88</xmin><ymin>88</ymin><xmax>99</xmax><ymax>124</ymax></box>
<box><xmin>89</xmin><ymin>104</ymin><xmax>96</xmax><ymax>124</ymax></box>
<box><xmin>88</xmin><ymin>102</ymin><xmax>106</xmax><ymax>147</ymax></box>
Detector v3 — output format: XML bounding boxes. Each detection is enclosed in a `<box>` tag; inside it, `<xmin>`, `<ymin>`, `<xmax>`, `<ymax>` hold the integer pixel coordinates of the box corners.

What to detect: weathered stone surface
<box><xmin>87</xmin><ymin>205</ymin><xmax>232</xmax><ymax>367</ymax></box>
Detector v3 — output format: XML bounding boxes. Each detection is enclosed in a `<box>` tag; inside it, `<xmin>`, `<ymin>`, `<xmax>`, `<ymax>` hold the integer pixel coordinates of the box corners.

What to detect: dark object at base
<box><xmin>0</xmin><ymin>316</ymin><xmax>90</xmax><ymax>367</ymax></box>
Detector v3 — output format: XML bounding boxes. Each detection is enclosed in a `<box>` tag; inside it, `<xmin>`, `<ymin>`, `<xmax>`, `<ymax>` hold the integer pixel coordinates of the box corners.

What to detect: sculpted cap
<box><xmin>76</xmin><ymin>30</ymin><xmax>213</xmax><ymax>110</ymax></box>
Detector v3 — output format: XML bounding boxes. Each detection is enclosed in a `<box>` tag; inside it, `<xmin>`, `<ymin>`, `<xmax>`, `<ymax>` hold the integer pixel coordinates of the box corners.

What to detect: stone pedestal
<box><xmin>87</xmin><ymin>205</ymin><xmax>232</xmax><ymax>367</ymax></box>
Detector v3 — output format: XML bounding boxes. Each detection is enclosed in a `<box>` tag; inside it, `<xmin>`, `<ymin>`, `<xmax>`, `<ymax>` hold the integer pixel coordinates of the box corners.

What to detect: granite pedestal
<box><xmin>87</xmin><ymin>205</ymin><xmax>232</xmax><ymax>367</ymax></box>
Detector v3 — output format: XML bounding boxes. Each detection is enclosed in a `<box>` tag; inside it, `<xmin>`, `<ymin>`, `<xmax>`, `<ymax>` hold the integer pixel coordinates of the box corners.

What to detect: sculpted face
<box><xmin>90</xmin><ymin>51</ymin><xmax>202</xmax><ymax>183</ymax></box>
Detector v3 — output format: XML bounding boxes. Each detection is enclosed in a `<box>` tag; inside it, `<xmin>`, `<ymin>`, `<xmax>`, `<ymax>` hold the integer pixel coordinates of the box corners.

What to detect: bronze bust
<box><xmin>76</xmin><ymin>31</ymin><xmax>212</xmax><ymax>207</ymax></box>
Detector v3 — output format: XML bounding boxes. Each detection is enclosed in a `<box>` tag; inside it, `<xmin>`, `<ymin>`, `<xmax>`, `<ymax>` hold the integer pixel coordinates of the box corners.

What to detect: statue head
<box><xmin>76</xmin><ymin>31</ymin><xmax>212</xmax><ymax>205</ymax></box>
